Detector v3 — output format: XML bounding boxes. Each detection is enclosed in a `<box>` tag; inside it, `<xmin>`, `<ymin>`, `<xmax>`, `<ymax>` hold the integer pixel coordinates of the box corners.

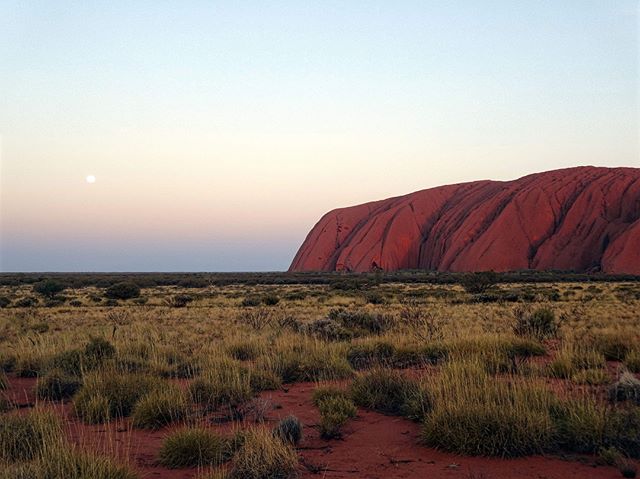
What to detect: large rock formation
<box><xmin>290</xmin><ymin>166</ymin><xmax>640</xmax><ymax>274</ymax></box>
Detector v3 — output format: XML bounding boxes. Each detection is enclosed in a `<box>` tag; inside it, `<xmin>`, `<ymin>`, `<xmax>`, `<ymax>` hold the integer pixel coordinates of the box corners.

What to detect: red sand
<box><xmin>4</xmin><ymin>376</ymin><xmax>631</xmax><ymax>478</ymax></box>
<box><xmin>290</xmin><ymin>166</ymin><xmax>640</xmax><ymax>274</ymax></box>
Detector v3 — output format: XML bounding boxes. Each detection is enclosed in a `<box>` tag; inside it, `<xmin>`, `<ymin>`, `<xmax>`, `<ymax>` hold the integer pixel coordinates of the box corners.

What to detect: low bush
<box><xmin>13</xmin><ymin>296</ymin><xmax>38</xmax><ymax>307</ymax></box>
<box><xmin>228</xmin><ymin>428</ymin><xmax>299</xmax><ymax>479</ymax></box>
<box><xmin>132</xmin><ymin>386</ymin><xmax>188</xmax><ymax>430</ymax></box>
<box><xmin>241</xmin><ymin>296</ymin><xmax>261</xmax><ymax>307</ymax></box>
<box><xmin>262</xmin><ymin>293</ymin><xmax>280</xmax><ymax>306</ymax></box>
<box><xmin>33</xmin><ymin>279</ymin><xmax>65</xmax><ymax>299</ymax></box>
<box><xmin>460</xmin><ymin>271</ymin><xmax>498</xmax><ymax>294</ymax></box>
<box><xmin>164</xmin><ymin>294</ymin><xmax>194</xmax><ymax>307</ymax></box>
<box><xmin>159</xmin><ymin>428</ymin><xmax>234</xmax><ymax>468</ymax></box>
<box><xmin>36</xmin><ymin>369</ymin><xmax>82</xmax><ymax>400</ymax></box>
<box><xmin>273</xmin><ymin>415</ymin><xmax>303</xmax><ymax>445</ymax></box>
<box><xmin>105</xmin><ymin>282</ymin><xmax>141</xmax><ymax>300</ymax></box>
<box><xmin>0</xmin><ymin>296</ymin><xmax>10</xmax><ymax>308</ymax></box>
<box><xmin>327</xmin><ymin>308</ymin><xmax>393</xmax><ymax>335</ymax></box>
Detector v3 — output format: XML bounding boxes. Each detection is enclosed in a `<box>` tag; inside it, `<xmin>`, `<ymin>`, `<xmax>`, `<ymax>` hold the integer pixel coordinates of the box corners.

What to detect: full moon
<box><xmin>85</xmin><ymin>175</ymin><xmax>96</xmax><ymax>184</ymax></box>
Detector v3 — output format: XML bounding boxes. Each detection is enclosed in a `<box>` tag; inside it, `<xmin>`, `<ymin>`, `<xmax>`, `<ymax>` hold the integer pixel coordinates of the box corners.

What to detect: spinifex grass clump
<box><xmin>0</xmin><ymin>410</ymin><xmax>61</xmax><ymax>462</ymax></box>
<box><xmin>350</xmin><ymin>368</ymin><xmax>428</xmax><ymax>419</ymax></box>
<box><xmin>33</xmin><ymin>447</ymin><xmax>139</xmax><ymax>479</ymax></box>
<box><xmin>422</xmin><ymin>360</ymin><xmax>556</xmax><ymax>457</ymax></box>
<box><xmin>317</xmin><ymin>395</ymin><xmax>357</xmax><ymax>439</ymax></box>
<box><xmin>513</xmin><ymin>306</ymin><xmax>559</xmax><ymax>340</ymax></box>
<box><xmin>36</xmin><ymin>368</ymin><xmax>82</xmax><ymax>400</ymax></box>
<box><xmin>132</xmin><ymin>385</ymin><xmax>189</xmax><ymax>430</ymax></box>
<box><xmin>189</xmin><ymin>359</ymin><xmax>253</xmax><ymax>412</ymax></box>
<box><xmin>259</xmin><ymin>336</ymin><xmax>352</xmax><ymax>383</ymax></box>
<box><xmin>159</xmin><ymin>428</ymin><xmax>234</xmax><ymax>468</ymax></box>
<box><xmin>273</xmin><ymin>415</ymin><xmax>303</xmax><ymax>445</ymax></box>
<box><xmin>74</xmin><ymin>371</ymin><xmax>162</xmax><ymax>423</ymax></box>
<box><xmin>228</xmin><ymin>428</ymin><xmax>299</xmax><ymax>479</ymax></box>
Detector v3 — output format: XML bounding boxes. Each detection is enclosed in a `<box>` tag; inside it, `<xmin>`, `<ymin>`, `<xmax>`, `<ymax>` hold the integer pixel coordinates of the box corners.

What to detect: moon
<box><xmin>86</xmin><ymin>175</ymin><xmax>96</xmax><ymax>184</ymax></box>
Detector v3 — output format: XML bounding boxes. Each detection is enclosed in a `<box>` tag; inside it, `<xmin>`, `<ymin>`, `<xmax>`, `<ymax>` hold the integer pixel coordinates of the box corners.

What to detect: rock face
<box><xmin>290</xmin><ymin>166</ymin><xmax>640</xmax><ymax>274</ymax></box>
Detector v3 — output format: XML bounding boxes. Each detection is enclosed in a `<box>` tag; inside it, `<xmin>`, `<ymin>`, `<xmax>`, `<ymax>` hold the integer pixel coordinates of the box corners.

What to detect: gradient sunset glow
<box><xmin>1</xmin><ymin>1</ymin><xmax>638</xmax><ymax>271</ymax></box>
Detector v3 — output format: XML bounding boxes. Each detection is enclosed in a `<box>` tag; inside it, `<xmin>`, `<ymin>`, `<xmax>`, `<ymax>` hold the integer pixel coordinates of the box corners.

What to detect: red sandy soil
<box><xmin>4</xmin><ymin>376</ymin><xmax>632</xmax><ymax>479</ymax></box>
<box><xmin>289</xmin><ymin>166</ymin><xmax>640</xmax><ymax>274</ymax></box>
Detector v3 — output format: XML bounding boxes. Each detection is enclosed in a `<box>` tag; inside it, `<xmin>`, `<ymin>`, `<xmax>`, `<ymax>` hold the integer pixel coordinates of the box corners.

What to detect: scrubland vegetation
<box><xmin>0</xmin><ymin>273</ymin><xmax>639</xmax><ymax>478</ymax></box>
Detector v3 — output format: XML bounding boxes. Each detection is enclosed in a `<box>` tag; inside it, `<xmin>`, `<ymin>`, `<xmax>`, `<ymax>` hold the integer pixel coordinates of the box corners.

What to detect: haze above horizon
<box><xmin>1</xmin><ymin>1</ymin><xmax>638</xmax><ymax>272</ymax></box>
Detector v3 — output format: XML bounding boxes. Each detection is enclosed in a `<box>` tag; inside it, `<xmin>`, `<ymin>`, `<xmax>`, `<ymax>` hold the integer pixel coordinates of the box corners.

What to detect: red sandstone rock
<box><xmin>290</xmin><ymin>166</ymin><xmax>640</xmax><ymax>274</ymax></box>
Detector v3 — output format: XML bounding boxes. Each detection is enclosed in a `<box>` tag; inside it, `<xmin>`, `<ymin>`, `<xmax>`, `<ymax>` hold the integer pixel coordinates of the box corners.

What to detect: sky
<box><xmin>1</xmin><ymin>1</ymin><xmax>638</xmax><ymax>272</ymax></box>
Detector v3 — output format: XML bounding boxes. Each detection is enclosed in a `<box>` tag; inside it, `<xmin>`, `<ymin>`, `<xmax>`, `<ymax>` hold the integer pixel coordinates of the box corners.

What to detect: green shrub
<box><xmin>164</xmin><ymin>294</ymin><xmax>194</xmax><ymax>307</ymax></box>
<box><xmin>105</xmin><ymin>282</ymin><xmax>141</xmax><ymax>300</ymax></box>
<box><xmin>0</xmin><ymin>296</ymin><xmax>10</xmax><ymax>308</ymax></box>
<box><xmin>33</xmin><ymin>279</ymin><xmax>65</xmax><ymax>299</ymax></box>
<box><xmin>228</xmin><ymin>428</ymin><xmax>298</xmax><ymax>479</ymax></box>
<box><xmin>241</xmin><ymin>296</ymin><xmax>261</xmax><ymax>307</ymax></box>
<box><xmin>132</xmin><ymin>386</ymin><xmax>188</xmax><ymax>430</ymax></box>
<box><xmin>461</xmin><ymin>271</ymin><xmax>498</xmax><ymax>294</ymax></box>
<box><xmin>262</xmin><ymin>293</ymin><xmax>280</xmax><ymax>306</ymax></box>
<box><xmin>350</xmin><ymin>369</ymin><xmax>423</xmax><ymax>416</ymax></box>
<box><xmin>327</xmin><ymin>308</ymin><xmax>393</xmax><ymax>334</ymax></box>
<box><xmin>14</xmin><ymin>296</ymin><xmax>38</xmax><ymax>307</ymax></box>
<box><xmin>318</xmin><ymin>395</ymin><xmax>357</xmax><ymax>439</ymax></box>
<box><xmin>273</xmin><ymin>415</ymin><xmax>303</xmax><ymax>445</ymax></box>
<box><xmin>74</xmin><ymin>372</ymin><xmax>162</xmax><ymax>423</ymax></box>
<box><xmin>159</xmin><ymin>428</ymin><xmax>233</xmax><ymax>468</ymax></box>
<box><xmin>36</xmin><ymin>369</ymin><xmax>82</xmax><ymax>400</ymax></box>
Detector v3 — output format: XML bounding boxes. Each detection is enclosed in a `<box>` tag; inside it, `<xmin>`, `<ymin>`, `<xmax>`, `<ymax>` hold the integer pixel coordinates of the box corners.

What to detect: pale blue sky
<box><xmin>1</xmin><ymin>1</ymin><xmax>638</xmax><ymax>271</ymax></box>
